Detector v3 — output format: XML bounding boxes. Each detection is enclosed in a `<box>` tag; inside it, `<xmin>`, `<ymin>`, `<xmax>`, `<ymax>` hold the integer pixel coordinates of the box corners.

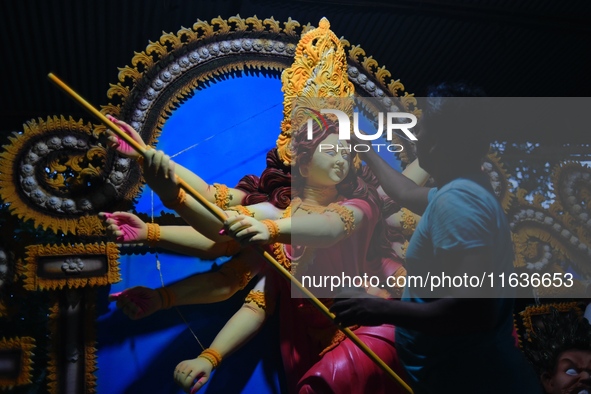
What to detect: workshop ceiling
<box><xmin>2</xmin><ymin>0</ymin><xmax>590</xmax><ymax>143</ymax></box>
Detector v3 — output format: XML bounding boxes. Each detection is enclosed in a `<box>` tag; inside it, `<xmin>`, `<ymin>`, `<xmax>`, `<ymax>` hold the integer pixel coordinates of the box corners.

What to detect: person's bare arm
<box><xmin>361</xmin><ymin>147</ymin><xmax>431</xmax><ymax>214</ymax></box>
<box><xmin>330</xmin><ymin>247</ymin><xmax>499</xmax><ymax>335</ymax></box>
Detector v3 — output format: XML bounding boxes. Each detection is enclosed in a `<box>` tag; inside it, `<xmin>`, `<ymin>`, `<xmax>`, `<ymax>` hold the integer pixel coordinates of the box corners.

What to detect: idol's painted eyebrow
<box><xmin>558</xmin><ymin>357</ymin><xmax>577</xmax><ymax>368</ymax></box>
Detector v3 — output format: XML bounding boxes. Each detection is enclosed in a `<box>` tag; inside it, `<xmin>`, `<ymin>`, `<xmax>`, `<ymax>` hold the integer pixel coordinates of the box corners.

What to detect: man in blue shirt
<box><xmin>331</xmin><ymin>83</ymin><xmax>541</xmax><ymax>393</ymax></box>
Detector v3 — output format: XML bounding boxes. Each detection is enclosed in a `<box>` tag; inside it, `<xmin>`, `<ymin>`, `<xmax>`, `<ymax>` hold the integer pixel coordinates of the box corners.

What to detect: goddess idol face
<box><xmin>301</xmin><ymin>133</ymin><xmax>351</xmax><ymax>187</ymax></box>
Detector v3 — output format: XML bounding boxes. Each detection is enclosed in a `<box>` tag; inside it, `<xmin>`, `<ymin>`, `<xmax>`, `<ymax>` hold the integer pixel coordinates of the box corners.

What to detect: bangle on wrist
<box><xmin>260</xmin><ymin>219</ymin><xmax>280</xmax><ymax>243</ymax></box>
<box><xmin>155</xmin><ymin>287</ymin><xmax>176</xmax><ymax>309</ymax></box>
<box><xmin>198</xmin><ymin>348</ymin><xmax>222</xmax><ymax>369</ymax></box>
<box><xmin>146</xmin><ymin>222</ymin><xmax>161</xmax><ymax>247</ymax></box>
<box><xmin>162</xmin><ymin>188</ymin><xmax>187</xmax><ymax>210</ymax></box>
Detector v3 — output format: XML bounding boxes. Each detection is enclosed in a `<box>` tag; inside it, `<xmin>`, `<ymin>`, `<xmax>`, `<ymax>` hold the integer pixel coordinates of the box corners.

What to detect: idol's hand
<box><xmin>100</xmin><ymin>211</ymin><xmax>147</xmax><ymax>243</ymax></box>
<box><xmin>142</xmin><ymin>149</ymin><xmax>181</xmax><ymax>204</ymax></box>
<box><xmin>105</xmin><ymin>115</ymin><xmax>147</xmax><ymax>159</ymax></box>
<box><xmin>108</xmin><ymin>286</ymin><xmax>162</xmax><ymax>320</ymax></box>
<box><xmin>174</xmin><ymin>357</ymin><xmax>213</xmax><ymax>393</ymax></box>
<box><xmin>224</xmin><ymin>215</ymin><xmax>270</xmax><ymax>245</ymax></box>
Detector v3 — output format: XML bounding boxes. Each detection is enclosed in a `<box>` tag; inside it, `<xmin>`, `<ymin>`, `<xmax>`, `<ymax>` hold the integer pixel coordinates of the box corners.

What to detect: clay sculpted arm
<box><xmin>109</xmin><ymin>247</ymin><xmax>263</xmax><ymax>320</ymax></box>
<box><xmin>139</xmin><ymin>149</ymin><xmax>284</xmax><ymax>243</ymax></box>
<box><xmin>402</xmin><ymin>158</ymin><xmax>430</xmax><ymax>187</ymax></box>
<box><xmin>100</xmin><ymin>212</ymin><xmax>267</xmax><ymax>320</ymax></box>
<box><xmin>225</xmin><ymin>202</ymin><xmax>367</xmax><ymax>248</ymax></box>
<box><xmin>102</xmin><ymin>211</ymin><xmax>264</xmax><ymax>320</ymax></box>
<box><xmin>173</xmin><ymin>274</ymin><xmax>273</xmax><ymax>393</ymax></box>
<box><xmin>100</xmin><ymin>211</ymin><xmax>237</xmax><ymax>260</ymax></box>
<box><xmin>105</xmin><ymin>115</ymin><xmax>247</xmax><ymax>209</ymax></box>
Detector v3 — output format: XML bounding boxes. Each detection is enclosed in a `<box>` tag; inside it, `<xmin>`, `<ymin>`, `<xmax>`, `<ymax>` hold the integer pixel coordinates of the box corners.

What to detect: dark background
<box><xmin>1</xmin><ymin>0</ymin><xmax>590</xmax><ymax>143</ymax></box>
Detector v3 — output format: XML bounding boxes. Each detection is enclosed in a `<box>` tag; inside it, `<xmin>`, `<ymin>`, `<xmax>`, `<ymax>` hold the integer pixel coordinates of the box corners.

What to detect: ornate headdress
<box><xmin>277</xmin><ymin>17</ymin><xmax>355</xmax><ymax>166</ymax></box>
<box><xmin>522</xmin><ymin>307</ymin><xmax>591</xmax><ymax>375</ymax></box>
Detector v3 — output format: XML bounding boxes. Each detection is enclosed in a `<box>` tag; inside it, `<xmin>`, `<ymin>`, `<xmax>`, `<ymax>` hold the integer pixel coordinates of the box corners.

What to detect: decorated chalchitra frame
<box><xmin>0</xmin><ymin>14</ymin><xmax>589</xmax><ymax>393</ymax></box>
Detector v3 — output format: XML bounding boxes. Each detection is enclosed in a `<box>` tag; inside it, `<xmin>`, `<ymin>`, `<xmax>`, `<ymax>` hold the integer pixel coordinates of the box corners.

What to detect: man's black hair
<box><xmin>420</xmin><ymin>81</ymin><xmax>492</xmax><ymax>160</ymax></box>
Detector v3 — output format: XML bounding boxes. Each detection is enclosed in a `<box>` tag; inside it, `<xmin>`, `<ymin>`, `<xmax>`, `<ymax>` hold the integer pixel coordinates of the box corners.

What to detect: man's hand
<box><xmin>330</xmin><ymin>291</ymin><xmax>393</xmax><ymax>327</ymax></box>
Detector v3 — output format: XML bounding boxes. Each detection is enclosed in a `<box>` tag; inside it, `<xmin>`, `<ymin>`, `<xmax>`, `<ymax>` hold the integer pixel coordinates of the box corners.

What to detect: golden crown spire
<box><xmin>277</xmin><ymin>17</ymin><xmax>355</xmax><ymax>165</ymax></box>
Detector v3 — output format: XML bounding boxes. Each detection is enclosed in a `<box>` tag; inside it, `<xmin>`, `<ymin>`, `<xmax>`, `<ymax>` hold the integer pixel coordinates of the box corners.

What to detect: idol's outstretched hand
<box><xmin>142</xmin><ymin>149</ymin><xmax>181</xmax><ymax>204</ymax></box>
<box><xmin>174</xmin><ymin>357</ymin><xmax>213</xmax><ymax>394</ymax></box>
<box><xmin>109</xmin><ymin>286</ymin><xmax>162</xmax><ymax>320</ymax></box>
<box><xmin>105</xmin><ymin>115</ymin><xmax>147</xmax><ymax>159</ymax></box>
<box><xmin>100</xmin><ymin>211</ymin><xmax>147</xmax><ymax>243</ymax></box>
<box><xmin>223</xmin><ymin>214</ymin><xmax>271</xmax><ymax>245</ymax></box>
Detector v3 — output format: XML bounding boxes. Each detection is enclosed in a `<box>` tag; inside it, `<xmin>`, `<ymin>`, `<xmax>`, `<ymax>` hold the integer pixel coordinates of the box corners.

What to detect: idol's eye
<box><xmin>565</xmin><ymin>368</ymin><xmax>578</xmax><ymax>376</ymax></box>
<box><xmin>341</xmin><ymin>151</ymin><xmax>350</xmax><ymax>160</ymax></box>
<box><xmin>325</xmin><ymin>150</ymin><xmax>337</xmax><ymax>157</ymax></box>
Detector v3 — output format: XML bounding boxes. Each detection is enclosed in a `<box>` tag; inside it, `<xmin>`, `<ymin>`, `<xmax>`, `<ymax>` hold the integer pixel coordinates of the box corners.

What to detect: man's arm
<box><xmin>360</xmin><ymin>147</ymin><xmax>431</xmax><ymax>214</ymax></box>
<box><xmin>330</xmin><ymin>247</ymin><xmax>499</xmax><ymax>335</ymax></box>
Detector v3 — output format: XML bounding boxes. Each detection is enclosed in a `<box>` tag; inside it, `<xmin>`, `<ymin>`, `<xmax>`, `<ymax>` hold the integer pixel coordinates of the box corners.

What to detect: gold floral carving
<box><xmin>102</xmin><ymin>15</ymin><xmax>416</xmax><ymax>176</ymax></box>
<box><xmin>293</xmin><ymin>197</ymin><xmax>356</xmax><ymax>236</ymax></box>
<box><xmin>226</xmin><ymin>205</ymin><xmax>255</xmax><ymax>217</ymax></box>
<box><xmin>483</xmin><ymin>152</ymin><xmax>514</xmax><ymax>213</ymax></box>
<box><xmin>519</xmin><ymin>301</ymin><xmax>581</xmax><ymax>338</ymax></box>
<box><xmin>509</xmin><ymin>161</ymin><xmax>591</xmax><ymax>298</ymax></box>
<box><xmin>219</xmin><ymin>258</ymin><xmax>253</xmax><ymax>290</ymax></box>
<box><xmin>551</xmin><ymin>161</ymin><xmax>591</xmax><ymax>245</ymax></box>
<box><xmin>278</xmin><ymin>17</ymin><xmax>355</xmax><ymax>166</ymax></box>
<box><xmin>46</xmin><ymin>301</ymin><xmax>60</xmax><ymax>394</ymax></box>
<box><xmin>76</xmin><ymin>215</ymin><xmax>106</xmax><ymax>237</ymax></box>
<box><xmin>244</xmin><ymin>289</ymin><xmax>275</xmax><ymax>312</ymax></box>
<box><xmin>399</xmin><ymin>208</ymin><xmax>418</xmax><ymax>238</ymax></box>
<box><xmin>22</xmin><ymin>243</ymin><xmax>120</xmax><ymax>291</ymax></box>
<box><xmin>389</xmin><ymin>265</ymin><xmax>407</xmax><ymax>299</ymax></box>
<box><xmin>0</xmin><ymin>336</ymin><xmax>36</xmax><ymax>389</ymax></box>
<box><xmin>213</xmin><ymin>183</ymin><xmax>232</xmax><ymax>210</ymax></box>
<box><xmin>100</xmin><ymin>14</ymin><xmax>307</xmax><ymax>140</ymax></box>
<box><xmin>0</xmin><ymin>116</ymin><xmax>108</xmax><ymax>234</ymax></box>
<box><xmin>47</xmin><ymin>292</ymin><xmax>98</xmax><ymax>394</ymax></box>
<box><xmin>270</xmin><ymin>205</ymin><xmax>293</xmax><ymax>272</ymax></box>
